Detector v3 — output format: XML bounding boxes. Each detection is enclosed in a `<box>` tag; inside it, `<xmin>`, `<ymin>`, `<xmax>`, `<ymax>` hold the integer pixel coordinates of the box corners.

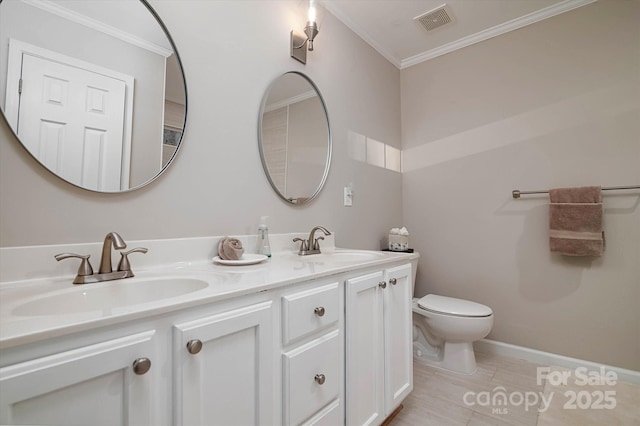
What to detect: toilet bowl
<box><xmin>409</xmin><ymin>259</ymin><xmax>493</xmax><ymax>375</ymax></box>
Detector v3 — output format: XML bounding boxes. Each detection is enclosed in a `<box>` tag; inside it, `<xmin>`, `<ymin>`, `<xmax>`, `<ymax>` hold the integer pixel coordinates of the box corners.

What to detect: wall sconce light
<box><xmin>290</xmin><ymin>0</ymin><xmax>319</xmax><ymax>64</ymax></box>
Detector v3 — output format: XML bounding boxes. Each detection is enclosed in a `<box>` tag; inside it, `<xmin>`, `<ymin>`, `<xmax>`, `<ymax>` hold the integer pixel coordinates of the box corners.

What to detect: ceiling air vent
<box><xmin>414</xmin><ymin>4</ymin><xmax>454</xmax><ymax>32</ymax></box>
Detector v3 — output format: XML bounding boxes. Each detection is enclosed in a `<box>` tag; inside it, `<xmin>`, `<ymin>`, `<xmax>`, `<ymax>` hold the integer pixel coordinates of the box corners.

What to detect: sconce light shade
<box><xmin>304</xmin><ymin>21</ymin><xmax>319</xmax><ymax>51</ymax></box>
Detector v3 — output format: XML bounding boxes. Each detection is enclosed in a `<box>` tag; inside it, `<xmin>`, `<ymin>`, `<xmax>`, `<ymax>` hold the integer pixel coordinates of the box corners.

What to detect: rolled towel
<box><xmin>217</xmin><ymin>237</ymin><xmax>244</xmax><ymax>260</ymax></box>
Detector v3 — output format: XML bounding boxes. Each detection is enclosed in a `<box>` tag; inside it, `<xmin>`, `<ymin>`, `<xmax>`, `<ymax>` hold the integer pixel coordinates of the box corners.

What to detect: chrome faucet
<box><xmin>99</xmin><ymin>231</ymin><xmax>127</xmax><ymax>273</ymax></box>
<box><xmin>55</xmin><ymin>232</ymin><xmax>147</xmax><ymax>284</ymax></box>
<box><xmin>293</xmin><ymin>226</ymin><xmax>332</xmax><ymax>256</ymax></box>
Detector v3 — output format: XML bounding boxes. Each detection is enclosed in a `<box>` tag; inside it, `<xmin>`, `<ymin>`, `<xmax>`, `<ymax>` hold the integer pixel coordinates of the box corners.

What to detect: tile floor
<box><xmin>391</xmin><ymin>352</ymin><xmax>640</xmax><ymax>426</ymax></box>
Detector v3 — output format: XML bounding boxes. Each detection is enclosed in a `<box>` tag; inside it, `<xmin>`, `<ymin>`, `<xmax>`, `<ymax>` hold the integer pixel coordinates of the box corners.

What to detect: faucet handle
<box><xmin>55</xmin><ymin>253</ymin><xmax>94</xmax><ymax>282</ymax></box>
<box><xmin>117</xmin><ymin>247</ymin><xmax>148</xmax><ymax>275</ymax></box>
<box><xmin>313</xmin><ymin>236</ymin><xmax>325</xmax><ymax>250</ymax></box>
<box><xmin>293</xmin><ymin>237</ymin><xmax>308</xmax><ymax>252</ymax></box>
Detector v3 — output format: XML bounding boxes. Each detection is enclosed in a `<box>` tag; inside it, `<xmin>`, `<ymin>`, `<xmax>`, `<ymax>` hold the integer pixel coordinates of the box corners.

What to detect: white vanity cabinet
<box><xmin>0</xmin><ymin>250</ymin><xmax>416</xmax><ymax>426</ymax></box>
<box><xmin>345</xmin><ymin>263</ymin><xmax>413</xmax><ymax>426</ymax></box>
<box><xmin>0</xmin><ymin>330</ymin><xmax>158</xmax><ymax>426</ymax></box>
<box><xmin>173</xmin><ymin>299</ymin><xmax>274</xmax><ymax>426</ymax></box>
<box><xmin>281</xmin><ymin>280</ymin><xmax>344</xmax><ymax>426</ymax></box>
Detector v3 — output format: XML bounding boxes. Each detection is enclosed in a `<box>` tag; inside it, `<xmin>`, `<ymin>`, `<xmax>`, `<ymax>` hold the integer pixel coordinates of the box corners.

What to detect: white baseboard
<box><xmin>475</xmin><ymin>339</ymin><xmax>640</xmax><ymax>385</ymax></box>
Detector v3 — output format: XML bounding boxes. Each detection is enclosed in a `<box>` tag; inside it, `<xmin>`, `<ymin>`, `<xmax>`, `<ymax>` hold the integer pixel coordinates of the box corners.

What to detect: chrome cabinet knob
<box><xmin>314</xmin><ymin>307</ymin><xmax>325</xmax><ymax>317</ymax></box>
<box><xmin>314</xmin><ymin>374</ymin><xmax>326</xmax><ymax>385</ymax></box>
<box><xmin>389</xmin><ymin>278</ymin><xmax>397</xmax><ymax>285</ymax></box>
<box><xmin>132</xmin><ymin>358</ymin><xmax>151</xmax><ymax>375</ymax></box>
<box><xmin>379</xmin><ymin>281</ymin><xmax>387</xmax><ymax>289</ymax></box>
<box><xmin>186</xmin><ymin>339</ymin><xmax>203</xmax><ymax>354</ymax></box>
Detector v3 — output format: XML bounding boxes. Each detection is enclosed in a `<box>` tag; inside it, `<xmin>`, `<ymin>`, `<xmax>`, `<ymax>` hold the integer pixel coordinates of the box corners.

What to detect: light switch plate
<box><xmin>344</xmin><ymin>187</ymin><xmax>353</xmax><ymax>206</ymax></box>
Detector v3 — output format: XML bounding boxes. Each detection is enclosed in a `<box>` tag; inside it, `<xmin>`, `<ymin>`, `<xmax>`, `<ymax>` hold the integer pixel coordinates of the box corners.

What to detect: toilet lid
<box><xmin>417</xmin><ymin>294</ymin><xmax>492</xmax><ymax>317</ymax></box>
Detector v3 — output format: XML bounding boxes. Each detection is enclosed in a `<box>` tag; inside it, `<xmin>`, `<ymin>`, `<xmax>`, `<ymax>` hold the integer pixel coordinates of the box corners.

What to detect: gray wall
<box><xmin>0</xmin><ymin>1</ymin><xmax>403</xmax><ymax>251</ymax></box>
<box><xmin>402</xmin><ymin>0</ymin><xmax>640</xmax><ymax>371</ymax></box>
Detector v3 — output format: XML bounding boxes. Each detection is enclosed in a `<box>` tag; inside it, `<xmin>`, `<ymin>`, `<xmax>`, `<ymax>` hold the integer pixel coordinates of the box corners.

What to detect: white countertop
<box><xmin>0</xmin><ymin>249</ymin><xmax>418</xmax><ymax>349</ymax></box>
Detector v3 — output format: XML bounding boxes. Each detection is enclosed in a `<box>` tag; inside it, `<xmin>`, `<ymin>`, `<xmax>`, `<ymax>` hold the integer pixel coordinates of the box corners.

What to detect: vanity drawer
<box><xmin>282</xmin><ymin>281</ymin><xmax>339</xmax><ymax>345</ymax></box>
<box><xmin>301</xmin><ymin>399</ymin><xmax>342</xmax><ymax>426</ymax></box>
<box><xmin>283</xmin><ymin>330</ymin><xmax>341</xmax><ymax>426</ymax></box>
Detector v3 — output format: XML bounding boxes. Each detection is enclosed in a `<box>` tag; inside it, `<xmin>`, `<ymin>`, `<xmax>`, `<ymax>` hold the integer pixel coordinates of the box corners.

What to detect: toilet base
<box><xmin>413</xmin><ymin>331</ymin><xmax>478</xmax><ymax>375</ymax></box>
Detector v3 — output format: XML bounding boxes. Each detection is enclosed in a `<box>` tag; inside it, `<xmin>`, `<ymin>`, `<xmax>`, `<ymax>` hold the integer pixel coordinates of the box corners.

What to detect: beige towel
<box><xmin>217</xmin><ymin>237</ymin><xmax>244</xmax><ymax>260</ymax></box>
<box><xmin>549</xmin><ymin>186</ymin><xmax>604</xmax><ymax>256</ymax></box>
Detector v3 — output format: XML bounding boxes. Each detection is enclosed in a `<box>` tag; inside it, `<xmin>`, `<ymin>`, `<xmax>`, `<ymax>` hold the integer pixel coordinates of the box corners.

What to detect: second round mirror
<box><xmin>258</xmin><ymin>72</ymin><xmax>331</xmax><ymax>205</ymax></box>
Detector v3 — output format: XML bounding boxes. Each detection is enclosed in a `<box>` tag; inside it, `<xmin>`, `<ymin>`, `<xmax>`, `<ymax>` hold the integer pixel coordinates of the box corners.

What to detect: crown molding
<box><xmin>400</xmin><ymin>0</ymin><xmax>597</xmax><ymax>69</ymax></box>
<box><xmin>400</xmin><ymin>0</ymin><xmax>598</xmax><ymax>69</ymax></box>
<box><xmin>265</xmin><ymin>90</ymin><xmax>317</xmax><ymax>112</ymax></box>
<box><xmin>322</xmin><ymin>1</ymin><xmax>402</xmax><ymax>69</ymax></box>
<box><xmin>323</xmin><ymin>0</ymin><xmax>597</xmax><ymax>70</ymax></box>
<box><xmin>21</xmin><ymin>0</ymin><xmax>174</xmax><ymax>58</ymax></box>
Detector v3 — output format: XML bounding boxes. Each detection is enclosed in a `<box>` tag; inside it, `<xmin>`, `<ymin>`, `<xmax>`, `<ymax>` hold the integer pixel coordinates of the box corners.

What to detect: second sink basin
<box><xmin>318</xmin><ymin>250</ymin><xmax>387</xmax><ymax>262</ymax></box>
<box><xmin>12</xmin><ymin>277</ymin><xmax>208</xmax><ymax>317</ymax></box>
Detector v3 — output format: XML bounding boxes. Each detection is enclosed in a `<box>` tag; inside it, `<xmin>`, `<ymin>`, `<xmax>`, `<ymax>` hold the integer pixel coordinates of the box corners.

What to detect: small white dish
<box><xmin>212</xmin><ymin>254</ymin><xmax>268</xmax><ymax>266</ymax></box>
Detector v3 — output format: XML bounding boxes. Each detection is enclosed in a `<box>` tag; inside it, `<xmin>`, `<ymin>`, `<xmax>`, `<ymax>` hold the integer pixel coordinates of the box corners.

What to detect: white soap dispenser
<box><xmin>257</xmin><ymin>216</ymin><xmax>272</xmax><ymax>257</ymax></box>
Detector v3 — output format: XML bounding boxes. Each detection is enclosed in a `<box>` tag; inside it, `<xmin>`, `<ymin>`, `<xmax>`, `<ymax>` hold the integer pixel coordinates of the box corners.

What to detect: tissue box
<box><xmin>388</xmin><ymin>234</ymin><xmax>409</xmax><ymax>251</ymax></box>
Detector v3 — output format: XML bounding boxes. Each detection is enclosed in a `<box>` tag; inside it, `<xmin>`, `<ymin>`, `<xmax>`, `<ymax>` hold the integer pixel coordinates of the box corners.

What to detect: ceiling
<box><xmin>321</xmin><ymin>0</ymin><xmax>597</xmax><ymax>69</ymax></box>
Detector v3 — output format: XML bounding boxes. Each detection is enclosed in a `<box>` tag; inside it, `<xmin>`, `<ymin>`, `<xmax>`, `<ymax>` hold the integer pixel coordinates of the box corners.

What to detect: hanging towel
<box><xmin>549</xmin><ymin>186</ymin><xmax>605</xmax><ymax>256</ymax></box>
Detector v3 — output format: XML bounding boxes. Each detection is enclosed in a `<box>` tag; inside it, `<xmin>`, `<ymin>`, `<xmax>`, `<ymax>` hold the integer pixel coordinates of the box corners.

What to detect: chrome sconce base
<box><xmin>291</xmin><ymin>20</ymin><xmax>319</xmax><ymax>64</ymax></box>
<box><xmin>290</xmin><ymin>30</ymin><xmax>309</xmax><ymax>64</ymax></box>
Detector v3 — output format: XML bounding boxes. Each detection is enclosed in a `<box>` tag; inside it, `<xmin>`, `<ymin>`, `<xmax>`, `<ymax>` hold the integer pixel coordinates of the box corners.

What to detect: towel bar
<box><xmin>512</xmin><ymin>185</ymin><xmax>640</xmax><ymax>199</ymax></box>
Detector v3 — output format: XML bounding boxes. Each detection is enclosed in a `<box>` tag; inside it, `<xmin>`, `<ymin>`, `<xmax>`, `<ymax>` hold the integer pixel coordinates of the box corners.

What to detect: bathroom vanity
<box><xmin>0</xmin><ymin>238</ymin><xmax>417</xmax><ymax>426</ymax></box>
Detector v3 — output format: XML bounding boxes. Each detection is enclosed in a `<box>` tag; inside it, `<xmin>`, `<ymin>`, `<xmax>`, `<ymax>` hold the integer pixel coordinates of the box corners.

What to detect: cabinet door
<box><xmin>174</xmin><ymin>301</ymin><xmax>273</xmax><ymax>426</ymax></box>
<box><xmin>383</xmin><ymin>264</ymin><xmax>413</xmax><ymax>415</ymax></box>
<box><xmin>0</xmin><ymin>330</ymin><xmax>157</xmax><ymax>426</ymax></box>
<box><xmin>345</xmin><ymin>271</ymin><xmax>385</xmax><ymax>426</ymax></box>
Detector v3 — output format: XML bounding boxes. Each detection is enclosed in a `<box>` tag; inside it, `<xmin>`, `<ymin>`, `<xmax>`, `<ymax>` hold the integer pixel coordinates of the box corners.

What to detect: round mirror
<box><xmin>258</xmin><ymin>71</ymin><xmax>331</xmax><ymax>205</ymax></box>
<box><xmin>0</xmin><ymin>0</ymin><xmax>187</xmax><ymax>193</ymax></box>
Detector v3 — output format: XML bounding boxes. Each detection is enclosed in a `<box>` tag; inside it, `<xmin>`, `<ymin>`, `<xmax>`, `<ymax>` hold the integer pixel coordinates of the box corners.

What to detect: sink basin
<box><xmin>319</xmin><ymin>250</ymin><xmax>387</xmax><ymax>262</ymax></box>
<box><xmin>12</xmin><ymin>277</ymin><xmax>208</xmax><ymax>316</ymax></box>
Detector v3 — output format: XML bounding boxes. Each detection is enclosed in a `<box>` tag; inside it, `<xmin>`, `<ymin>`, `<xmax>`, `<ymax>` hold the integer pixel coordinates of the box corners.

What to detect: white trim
<box><xmin>264</xmin><ymin>90</ymin><xmax>317</xmax><ymax>113</ymax></box>
<box><xmin>5</xmin><ymin>38</ymin><xmax>134</xmax><ymax>191</ymax></box>
<box><xmin>401</xmin><ymin>0</ymin><xmax>597</xmax><ymax>69</ymax></box>
<box><xmin>20</xmin><ymin>0</ymin><xmax>173</xmax><ymax>58</ymax></box>
<box><xmin>475</xmin><ymin>339</ymin><xmax>640</xmax><ymax>385</ymax></box>
<box><xmin>323</xmin><ymin>0</ymin><xmax>596</xmax><ymax>70</ymax></box>
<box><xmin>322</xmin><ymin>1</ymin><xmax>402</xmax><ymax>69</ymax></box>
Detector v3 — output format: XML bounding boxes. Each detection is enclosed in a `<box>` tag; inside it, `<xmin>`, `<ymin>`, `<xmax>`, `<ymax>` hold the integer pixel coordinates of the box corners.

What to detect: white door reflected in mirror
<box><xmin>9</xmin><ymin>41</ymin><xmax>131</xmax><ymax>191</ymax></box>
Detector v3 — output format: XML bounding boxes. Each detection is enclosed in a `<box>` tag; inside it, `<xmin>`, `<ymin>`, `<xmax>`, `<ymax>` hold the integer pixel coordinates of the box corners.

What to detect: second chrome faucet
<box><xmin>293</xmin><ymin>226</ymin><xmax>332</xmax><ymax>256</ymax></box>
<box><xmin>55</xmin><ymin>232</ymin><xmax>147</xmax><ymax>284</ymax></box>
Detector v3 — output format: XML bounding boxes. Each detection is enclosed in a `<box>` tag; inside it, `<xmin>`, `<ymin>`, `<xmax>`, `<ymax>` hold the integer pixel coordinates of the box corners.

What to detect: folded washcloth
<box><xmin>390</xmin><ymin>227</ymin><xmax>409</xmax><ymax>235</ymax></box>
<box><xmin>217</xmin><ymin>237</ymin><xmax>244</xmax><ymax>260</ymax></box>
<box><xmin>549</xmin><ymin>186</ymin><xmax>604</xmax><ymax>256</ymax></box>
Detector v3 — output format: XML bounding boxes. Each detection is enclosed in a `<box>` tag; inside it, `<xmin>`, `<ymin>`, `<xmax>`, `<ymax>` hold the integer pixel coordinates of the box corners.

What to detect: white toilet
<box><xmin>410</xmin><ymin>258</ymin><xmax>493</xmax><ymax>375</ymax></box>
